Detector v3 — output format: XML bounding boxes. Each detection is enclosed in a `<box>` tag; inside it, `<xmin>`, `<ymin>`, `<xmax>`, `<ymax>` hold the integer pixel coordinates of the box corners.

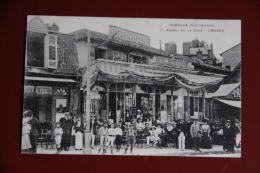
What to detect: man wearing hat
<box><xmin>124</xmin><ymin>124</ymin><xmax>137</xmax><ymax>154</ymax></box>
<box><xmin>184</xmin><ymin>117</ymin><xmax>193</xmax><ymax>149</ymax></box>
<box><xmin>59</xmin><ymin>112</ymin><xmax>74</xmax><ymax>151</ymax></box>
<box><xmin>98</xmin><ymin>123</ymin><xmax>108</xmax><ymax>154</ymax></box>
<box><xmin>115</xmin><ymin>123</ymin><xmax>123</xmax><ymax>152</ymax></box>
<box><xmin>177</xmin><ymin>119</ymin><xmax>186</xmax><ymax>151</ymax></box>
<box><xmin>190</xmin><ymin>119</ymin><xmax>202</xmax><ymax>152</ymax></box>
<box><xmin>223</xmin><ymin>120</ymin><xmax>236</xmax><ymax>153</ymax></box>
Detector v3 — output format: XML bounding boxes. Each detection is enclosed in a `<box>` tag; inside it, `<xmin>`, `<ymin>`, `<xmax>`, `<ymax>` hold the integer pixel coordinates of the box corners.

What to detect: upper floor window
<box><xmin>26</xmin><ymin>32</ymin><xmax>58</xmax><ymax>69</ymax></box>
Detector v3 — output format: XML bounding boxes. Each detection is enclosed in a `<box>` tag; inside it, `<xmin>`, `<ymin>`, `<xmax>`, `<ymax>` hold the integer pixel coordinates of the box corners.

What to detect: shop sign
<box><xmin>151</xmin><ymin>56</ymin><xmax>189</xmax><ymax>67</ymax></box>
<box><xmin>109</xmin><ymin>25</ymin><xmax>151</xmax><ymax>47</ymax></box>
<box><xmin>36</xmin><ymin>86</ymin><xmax>52</xmax><ymax>95</ymax></box>
<box><xmin>24</xmin><ymin>85</ymin><xmax>35</xmax><ymax>94</ymax></box>
<box><xmin>232</xmin><ymin>86</ymin><xmax>241</xmax><ymax>98</ymax></box>
<box><xmin>226</xmin><ymin>85</ymin><xmax>241</xmax><ymax>100</ymax></box>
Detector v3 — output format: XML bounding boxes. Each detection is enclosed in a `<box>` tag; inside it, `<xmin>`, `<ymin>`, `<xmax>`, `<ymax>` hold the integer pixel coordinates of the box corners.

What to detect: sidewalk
<box><xmin>37</xmin><ymin>144</ymin><xmax>241</xmax><ymax>157</ymax></box>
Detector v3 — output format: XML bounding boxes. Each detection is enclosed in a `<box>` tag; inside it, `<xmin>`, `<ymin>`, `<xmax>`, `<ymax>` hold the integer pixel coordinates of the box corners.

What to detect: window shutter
<box><xmin>47</xmin><ymin>35</ymin><xmax>58</xmax><ymax>69</ymax></box>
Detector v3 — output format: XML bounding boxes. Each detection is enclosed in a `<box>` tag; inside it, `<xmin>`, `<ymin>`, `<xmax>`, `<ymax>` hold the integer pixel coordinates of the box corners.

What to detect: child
<box><xmin>106</xmin><ymin>123</ymin><xmax>116</xmax><ymax>154</ymax></box>
<box><xmin>115</xmin><ymin>123</ymin><xmax>123</xmax><ymax>152</ymax></box>
<box><xmin>149</xmin><ymin>126</ymin><xmax>156</xmax><ymax>147</ymax></box>
<box><xmin>54</xmin><ymin>122</ymin><xmax>63</xmax><ymax>153</ymax></box>
<box><xmin>21</xmin><ymin>111</ymin><xmax>32</xmax><ymax>153</ymax></box>
<box><xmin>124</xmin><ymin>124</ymin><xmax>137</xmax><ymax>154</ymax></box>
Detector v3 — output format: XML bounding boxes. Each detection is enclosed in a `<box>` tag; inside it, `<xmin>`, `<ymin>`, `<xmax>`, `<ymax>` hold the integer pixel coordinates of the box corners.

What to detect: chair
<box><xmin>47</xmin><ymin>130</ymin><xmax>55</xmax><ymax>149</ymax></box>
<box><xmin>37</xmin><ymin>129</ymin><xmax>49</xmax><ymax>148</ymax></box>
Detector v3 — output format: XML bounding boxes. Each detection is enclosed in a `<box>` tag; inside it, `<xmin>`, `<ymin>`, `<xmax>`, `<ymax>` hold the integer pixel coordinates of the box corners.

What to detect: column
<box><xmin>152</xmin><ymin>86</ymin><xmax>156</xmax><ymax>121</ymax></box>
<box><xmin>188</xmin><ymin>90</ymin><xmax>190</xmax><ymax>117</ymax></box>
<box><xmin>202</xmin><ymin>89</ymin><xmax>206</xmax><ymax>120</ymax></box>
<box><xmin>170</xmin><ymin>88</ymin><xmax>174</xmax><ymax>121</ymax></box>
<box><xmin>106</xmin><ymin>83</ymin><xmax>110</xmax><ymax>121</ymax></box>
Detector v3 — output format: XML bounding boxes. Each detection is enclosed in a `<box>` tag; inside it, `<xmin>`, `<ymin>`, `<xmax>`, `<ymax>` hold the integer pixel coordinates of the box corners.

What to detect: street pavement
<box><xmin>36</xmin><ymin>144</ymin><xmax>241</xmax><ymax>157</ymax></box>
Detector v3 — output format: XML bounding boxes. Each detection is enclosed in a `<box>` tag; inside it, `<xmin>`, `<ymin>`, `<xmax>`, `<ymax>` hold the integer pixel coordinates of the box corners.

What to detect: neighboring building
<box><xmin>23</xmin><ymin>17</ymin><xmax>81</xmax><ymax>129</ymax></box>
<box><xmin>206</xmin><ymin>43</ymin><xmax>241</xmax><ymax>122</ymax></box>
<box><xmin>181</xmin><ymin>38</ymin><xmax>231</xmax><ymax>75</ymax></box>
<box><xmin>183</xmin><ymin>38</ymin><xmax>214</xmax><ymax>60</ymax></box>
<box><xmin>165</xmin><ymin>42</ymin><xmax>177</xmax><ymax>56</ymax></box>
<box><xmin>221</xmin><ymin>43</ymin><xmax>241</xmax><ymax>71</ymax></box>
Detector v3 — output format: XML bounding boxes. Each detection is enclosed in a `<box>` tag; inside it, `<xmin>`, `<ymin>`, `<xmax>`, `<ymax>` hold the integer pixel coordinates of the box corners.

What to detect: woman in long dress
<box><xmin>21</xmin><ymin>111</ymin><xmax>32</xmax><ymax>153</ymax></box>
<box><xmin>73</xmin><ymin>118</ymin><xmax>84</xmax><ymax>150</ymax></box>
<box><xmin>200</xmin><ymin>119</ymin><xmax>212</xmax><ymax>149</ymax></box>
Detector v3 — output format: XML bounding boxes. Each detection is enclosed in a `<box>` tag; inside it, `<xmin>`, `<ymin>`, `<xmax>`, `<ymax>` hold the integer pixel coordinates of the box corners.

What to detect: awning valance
<box><xmin>206</xmin><ymin>83</ymin><xmax>240</xmax><ymax>98</ymax></box>
<box><xmin>25</xmin><ymin>76</ymin><xmax>77</xmax><ymax>83</ymax></box>
<box><xmin>96</xmin><ymin>68</ymin><xmax>223</xmax><ymax>92</ymax></box>
<box><xmin>215</xmin><ymin>99</ymin><xmax>241</xmax><ymax>108</ymax></box>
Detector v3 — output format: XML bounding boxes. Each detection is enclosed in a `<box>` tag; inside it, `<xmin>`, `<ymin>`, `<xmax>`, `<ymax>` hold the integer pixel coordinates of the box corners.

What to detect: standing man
<box><xmin>177</xmin><ymin>119</ymin><xmax>186</xmax><ymax>151</ymax></box>
<box><xmin>106</xmin><ymin>123</ymin><xmax>116</xmax><ymax>154</ymax></box>
<box><xmin>185</xmin><ymin>117</ymin><xmax>193</xmax><ymax>149</ymax></box>
<box><xmin>223</xmin><ymin>120</ymin><xmax>236</xmax><ymax>153</ymax></box>
<box><xmin>98</xmin><ymin>123</ymin><xmax>108</xmax><ymax>154</ymax></box>
<box><xmin>124</xmin><ymin>124</ymin><xmax>137</xmax><ymax>154</ymax></box>
<box><xmin>59</xmin><ymin>112</ymin><xmax>74</xmax><ymax>151</ymax></box>
<box><xmin>28</xmin><ymin>110</ymin><xmax>42</xmax><ymax>154</ymax></box>
<box><xmin>115</xmin><ymin>123</ymin><xmax>123</xmax><ymax>152</ymax></box>
<box><xmin>190</xmin><ymin>119</ymin><xmax>202</xmax><ymax>152</ymax></box>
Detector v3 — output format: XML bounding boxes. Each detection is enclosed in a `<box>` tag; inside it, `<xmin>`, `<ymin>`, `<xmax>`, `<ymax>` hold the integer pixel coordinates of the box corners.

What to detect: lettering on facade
<box><xmin>232</xmin><ymin>86</ymin><xmax>241</xmax><ymax>98</ymax></box>
<box><xmin>36</xmin><ymin>86</ymin><xmax>52</xmax><ymax>95</ymax></box>
<box><xmin>113</xmin><ymin>51</ymin><xmax>127</xmax><ymax>61</ymax></box>
<box><xmin>109</xmin><ymin>25</ymin><xmax>151</xmax><ymax>47</ymax></box>
<box><xmin>24</xmin><ymin>85</ymin><xmax>35</xmax><ymax>93</ymax></box>
<box><xmin>152</xmin><ymin>56</ymin><xmax>188</xmax><ymax>67</ymax></box>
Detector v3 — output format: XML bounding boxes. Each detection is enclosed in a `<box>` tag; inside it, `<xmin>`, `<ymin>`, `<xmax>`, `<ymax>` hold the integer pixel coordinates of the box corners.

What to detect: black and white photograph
<box><xmin>21</xmin><ymin>15</ymin><xmax>241</xmax><ymax>157</ymax></box>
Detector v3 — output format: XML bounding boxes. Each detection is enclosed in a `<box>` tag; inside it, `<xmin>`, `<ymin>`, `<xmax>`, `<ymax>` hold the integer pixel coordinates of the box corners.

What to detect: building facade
<box><xmin>24</xmin><ymin>17</ymin><xmax>236</xmax><ymax>129</ymax></box>
<box><xmin>72</xmin><ymin>27</ymin><xmax>227</xmax><ymax>124</ymax></box>
<box><xmin>23</xmin><ymin>17</ymin><xmax>81</xmax><ymax>129</ymax></box>
<box><xmin>206</xmin><ymin>43</ymin><xmax>241</xmax><ymax>122</ymax></box>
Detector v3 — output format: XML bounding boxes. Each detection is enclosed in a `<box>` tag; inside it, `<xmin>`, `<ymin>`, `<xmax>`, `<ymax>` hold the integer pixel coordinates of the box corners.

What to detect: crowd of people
<box><xmin>21</xmin><ymin>109</ymin><xmax>241</xmax><ymax>155</ymax></box>
<box><xmin>91</xmin><ymin>115</ymin><xmax>241</xmax><ymax>155</ymax></box>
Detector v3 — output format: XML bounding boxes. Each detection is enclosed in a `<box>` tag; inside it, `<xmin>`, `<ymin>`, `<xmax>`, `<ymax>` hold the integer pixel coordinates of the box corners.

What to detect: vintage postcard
<box><xmin>22</xmin><ymin>16</ymin><xmax>241</xmax><ymax>157</ymax></box>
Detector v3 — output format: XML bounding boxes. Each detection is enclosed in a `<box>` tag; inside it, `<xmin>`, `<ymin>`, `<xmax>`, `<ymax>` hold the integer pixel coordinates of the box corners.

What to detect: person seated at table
<box><xmin>136</xmin><ymin>119</ymin><xmax>144</xmax><ymax>131</ymax></box>
<box><xmin>154</xmin><ymin>124</ymin><xmax>163</xmax><ymax>149</ymax></box>
<box><xmin>166</xmin><ymin>122</ymin><xmax>178</xmax><ymax>148</ymax></box>
<box><xmin>149</xmin><ymin>126</ymin><xmax>156</xmax><ymax>147</ymax></box>
<box><xmin>125</xmin><ymin>110</ymin><xmax>132</xmax><ymax>126</ymax></box>
<box><xmin>161</xmin><ymin>122</ymin><xmax>169</xmax><ymax>147</ymax></box>
<box><xmin>136</xmin><ymin>109</ymin><xmax>141</xmax><ymax>119</ymax></box>
<box><xmin>142</xmin><ymin>123</ymin><xmax>151</xmax><ymax>148</ymax></box>
<box><xmin>54</xmin><ymin>122</ymin><xmax>63</xmax><ymax>153</ymax></box>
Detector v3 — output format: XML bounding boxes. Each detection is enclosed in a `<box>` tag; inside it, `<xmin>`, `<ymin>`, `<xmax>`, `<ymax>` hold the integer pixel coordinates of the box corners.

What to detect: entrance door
<box><xmin>23</xmin><ymin>97</ymin><xmax>52</xmax><ymax>129</ymax></box>
<box><xmin>109</xmin><ymin>92</ymin><xmax>116</xmax><ymax>122</ymax></box>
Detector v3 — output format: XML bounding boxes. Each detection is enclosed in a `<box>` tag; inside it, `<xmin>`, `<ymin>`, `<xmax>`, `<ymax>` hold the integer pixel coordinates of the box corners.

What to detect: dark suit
<box><xmin>223</xmin><ymin>125</ymin><xmax>236</xmax><ymax>153</ymax></box>
<box><xmin>29</xmin><ymin>117</ymin><xmax>42</xmax><ymax>154</ymax></box>
<box><xmin>60</xmin><ymin>117</ymin><xmax>74</xmax><ymax>151</ymax></box>
<box><xmin>184</xmin><ymin>121</ymin><xmax>193</xmax><ymax>149</ymax></box>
